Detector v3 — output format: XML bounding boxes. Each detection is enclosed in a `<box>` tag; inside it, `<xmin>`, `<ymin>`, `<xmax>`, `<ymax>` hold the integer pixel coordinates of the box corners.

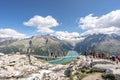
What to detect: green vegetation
<box><xmin>38</xmin><ymin>59</ymin><xmax>47</xmax><ymax>63</ymax></box>
<box><xmin>69</xmin><ymin>72</ymin><xmax>88</xmax><ymax>80</ymax></box>
<box><xmin>61</xmin><ymin>60</ymin><xmax>73</xmax><ymax>65</ymax></box>
<box><xmin>79</xmin><ymin>73</ymin><xmax>88</xmax><ymax>80</ymax></box>
<box><xmin>69</xmin><ymin>66</ymin><xmax>104</xmax><ymax>80</ymax></box>
<box><xmin>0</xmin><ymin>46</ymin><xmax>20</xmax><ymax>54</ymax></box>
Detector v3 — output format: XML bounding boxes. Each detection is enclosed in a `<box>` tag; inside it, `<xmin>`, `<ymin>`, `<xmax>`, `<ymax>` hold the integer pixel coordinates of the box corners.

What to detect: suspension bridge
<box><xmin>33</xmin><ymin>51</ymin><xmax>79</xmax><ymax>64</ymax></box>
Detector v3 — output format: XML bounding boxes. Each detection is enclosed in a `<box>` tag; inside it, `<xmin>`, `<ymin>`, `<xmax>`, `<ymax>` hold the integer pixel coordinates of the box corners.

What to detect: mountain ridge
<box><xmin>1</xmin><ymin>33</ymin><xmax>120</xmax><ymax>55</ymax></box>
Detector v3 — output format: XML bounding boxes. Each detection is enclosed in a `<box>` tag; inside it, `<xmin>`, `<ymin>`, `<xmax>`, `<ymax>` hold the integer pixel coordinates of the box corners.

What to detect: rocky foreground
<box><xmin>0</xmin><ymin>54</ymin><xmax>120</xmax><ymax>80</ymax></box>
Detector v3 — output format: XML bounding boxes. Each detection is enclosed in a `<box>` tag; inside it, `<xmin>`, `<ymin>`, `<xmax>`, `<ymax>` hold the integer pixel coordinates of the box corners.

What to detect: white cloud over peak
<box><xmin>79</xmin><ymin>10</ymin><xmax>120</xmax><ymax>36</ymax></box>
<box><xmin>23</xmin><ymin>15</ymin><xmax>59</xmax><ymax>33</ymax></box>
<box><xmin>0</xmin><ymin>28</ymin><xmax>27</xmax><ymax>39</ymax></box>
<box><xmin>55</xmin><ymin>31</ymin><xmax>83</xmax><ymax>40</ymax></box>
<box><xmin>80</xmin><ymin>27</ymin><xmax>120</xmax><ymax>36</ymax></box>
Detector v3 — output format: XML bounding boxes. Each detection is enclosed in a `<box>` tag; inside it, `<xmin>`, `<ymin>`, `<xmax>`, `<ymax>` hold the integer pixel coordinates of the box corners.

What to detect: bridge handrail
<box><xmin>33</xmin><ymin>55</ymin><xmax>78</xmax><ymax>59</ymax></box>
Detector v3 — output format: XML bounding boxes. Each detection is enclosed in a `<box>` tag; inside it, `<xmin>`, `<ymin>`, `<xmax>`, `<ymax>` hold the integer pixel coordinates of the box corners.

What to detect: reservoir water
<box><xmin>49</xmin><ymin>51</ymin><xmax>79</xmax><ymax>64</ymax></box>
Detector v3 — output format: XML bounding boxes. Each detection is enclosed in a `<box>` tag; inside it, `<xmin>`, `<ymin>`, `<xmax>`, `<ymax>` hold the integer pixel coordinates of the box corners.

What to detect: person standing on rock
<box><xmin>100</xmin><ymin>53</ymin><xmax>102</xmax><ymax>59</ymax></box>
<box><xmin>96</xmin><ymin>52</ymin><xmax>99</xmax><ymax>58</ymax></box>
<box><xmin>84</xmin><ymin>51</ymin><xmax>88</xmax><ymax>57</ymax></box>
<box><xmin>27</xmin><ymin>39</ymin><xmax>33</xmax><ymax>65</ymax></box>
<box><xmin>116</xmin><ymin>54</ymin><xmax>119</xmax><ymax>64</ymax></box>
<box><xmin>93</xmin><ymin>51</ymin><xmax>96</xmax><ymax>58</ymax></box>
<box><xmin>109</xmin><ymin>54</ymin><xmax>112</xmax><ymax>61</ymax></box>
<box><xmin>118</xmin><ymin>55</ymin><xmax>120</xmax><ymax>62</ymax></box>
<box><xmin>116</xmin><ymin>54</ymin><xmax>119</xmax><ymax>60</ymax></box>
<box><xmin>112</xmin><ymin>55</ymin><xmax>115</xmax><ymax>61</ymax></box>
<box><xmin>29</xmin><ymin>40</ymin><xmax>32</xmax><ymax>48</ymax></box>
<box><xmin>106</xmin><ymin>53</ymin><xmax>109</xmax><ymax>59</ymax></box>
<box><xmin>89</xmin><ymin>50</ymin><xmax>93</xmax><ymax>58</ymax></box>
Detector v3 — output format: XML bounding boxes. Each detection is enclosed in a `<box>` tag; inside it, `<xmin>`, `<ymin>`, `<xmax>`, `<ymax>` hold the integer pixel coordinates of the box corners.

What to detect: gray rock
<box><xmin>92</xmin><ymin>59</ymin><xmax>115</xmax><ymax>66</ymax></box>
<box><xmin>92</xmin><ymin>64</ymin><xmax>117</xmax><ymax>72</ymax></box>
<box><xmin>64</xmin><ymin>68</ymin><xmax>71</xmax><ymax>77</ymax></box>
<box><xmin>0</xmin><ymin>54</ymin><xmax>40</xmax><ymax>79</ymax></box>
<box><xmin>106</xmin><ymin>68</ymin><xmax>120</xmax><ymax>80</ymax></box>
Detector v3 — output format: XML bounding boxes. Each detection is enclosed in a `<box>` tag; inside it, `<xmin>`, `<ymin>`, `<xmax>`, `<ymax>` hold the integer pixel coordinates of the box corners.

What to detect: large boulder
<box><xmin>0</xmin><ymin>54</ymin><xmax>41</xmax><ymax>79</ymax></box>
<box><xmin>45</xmin><ymin>70</ymin><xmax>67</xmax><ymax>80</ymax></box>
<box><xmin>92</xmin><ymin>59</ymin><xmax>115</xmax><ymax>66</ymax></box>
<box><xmin>106</xmin><ymin>68</ymin><xmax>120</xmax><ymax>80</ymax></box>
<box><xmin>0</xmin><ymin>52</ymin><xmax>4</xmax><ymax>56</ymax></box>
<box><xmin>92</xmin><ymin>64</ymin><xmax>117</xmax><ymax>72</ymax></box>
<box><xmin>64</xmin><ymin>55</ymin><xmax>88</xmax><ymax>77</ymax></box>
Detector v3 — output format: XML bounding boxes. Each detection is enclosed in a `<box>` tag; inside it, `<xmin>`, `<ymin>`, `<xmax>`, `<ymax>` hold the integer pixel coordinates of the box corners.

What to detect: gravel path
<box><xmin>82</xmin><ymin>73</ymin><xmax>104</xmax><ymax>80</ymax></box>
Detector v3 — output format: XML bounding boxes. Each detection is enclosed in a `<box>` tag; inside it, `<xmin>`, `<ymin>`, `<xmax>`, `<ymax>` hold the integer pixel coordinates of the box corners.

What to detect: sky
<box><xmin>1</xmin><ymin>0</ymin><xmax>120</xmax><ymax>40</ymax></box>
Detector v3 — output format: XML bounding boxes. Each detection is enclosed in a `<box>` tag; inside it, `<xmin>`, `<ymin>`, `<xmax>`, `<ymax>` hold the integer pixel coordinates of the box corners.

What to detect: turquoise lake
<box><xmin>49</xmin><ymin>51</ymin><xmax>79</xmax><ymax>64</ymax></box>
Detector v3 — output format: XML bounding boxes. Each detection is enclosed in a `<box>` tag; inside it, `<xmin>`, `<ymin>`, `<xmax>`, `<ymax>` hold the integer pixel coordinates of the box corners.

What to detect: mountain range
<box><xmin>0</xmin><ymin>33</ymin><xmax>120</xmax><ymax>56</ymax></box>
<box><xmin>0</xmin><ymin>35</ymin><xmax>73</xmax><ymax>56</ymax></box>
<box><xmin>75</xmin><ymin>34</ymin><xmax>120</xmax><ymax>54</ymax></box>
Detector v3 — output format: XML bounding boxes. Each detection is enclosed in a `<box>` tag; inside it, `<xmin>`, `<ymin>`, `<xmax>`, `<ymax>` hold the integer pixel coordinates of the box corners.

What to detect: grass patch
<box><xmin>38</xmin><ymin>59</ymin><xmax>47</xmax><ymax>63</ymax></box>
<box><xmin>74</xmin><ymin>72</ymin><xmax>80</xmax><ymax>75</ymax></box>
<box><xmin>69</xmin><ymin>70</ymin><xmax>104</xmax><ymax>80</ymax></box>
<box><xmin>61</xmin><ymin>60</ymin><xmax>73</xmax><ymax>65</ymax></box>
<box><xmin>78</xmin><ymin>73</ymin><xmax>88</xmax><ymax>80</ymax></box>
<box><xmin>69</xmin><ymin>72</ymin><xmax>88</xmax><ymax>80</ymax></box>
<box><xmin>69</xmin><ymin>75</ymin><xmax>74</xmax><ymax>80</ymax></box>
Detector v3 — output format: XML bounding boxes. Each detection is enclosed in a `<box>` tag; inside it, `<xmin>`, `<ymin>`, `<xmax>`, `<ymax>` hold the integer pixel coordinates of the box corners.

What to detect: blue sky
<box><xmin>1</xmin><ymin>0</ymin><xmax>120</xmax><ymax>40</ymax></box>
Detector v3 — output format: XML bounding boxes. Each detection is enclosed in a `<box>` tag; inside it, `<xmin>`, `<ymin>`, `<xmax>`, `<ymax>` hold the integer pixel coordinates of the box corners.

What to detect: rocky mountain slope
<box><xmin>74</xmin><ymin>34</ymin><xmax>120</xmax><ymax>54</ymax></box>
<box><xmin>1</xmin><ymin>33</ymin><xmax>120</xmax><ymax>55</ymax></box>
<box><xmin>0</xmin><ymin>35</ymin><xmax>73</xmax><ymax>56</ymax></box>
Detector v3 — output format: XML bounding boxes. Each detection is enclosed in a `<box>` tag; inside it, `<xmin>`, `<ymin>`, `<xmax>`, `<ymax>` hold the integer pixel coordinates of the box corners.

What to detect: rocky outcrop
<box><xmin>44</xmin><ymin>70</ymin><xmax>68</xmax><ymax>80</ymax></box>
<box><xmin>92</xmin><ymin>64</ymin><xmax>117</xmax><ymax>72</ymax></box>
<box><xmin>106</xmin><ymin>68</ymin><xmax>120</xmax><ymax>80</ymax></box>
<box><xmin>91</xmin><ymin>59</ymin><xmax>115</xmax><ymax>66</ymax></box>
<box><xmin>0</xmin><ymin>54</ymin><xmax>69</xmax><ymax>80</ymax></box>
<box><xmin>63</xmin><ymin>56</ymin><xmax>120</xmax><ymax>80</ymax></box>
<box><xmin>0</xmin><ymin>54</ymin><xmax>43</xmax><ymax>79</ymax></box>
<box><xmin>91</xmin><ymin>59</ymin><xmax>120</xmax><ymax>80</ymax></box>
<box><xmin>64</xmin><ymin>56</ymin><xmax>89</xmax><ymax>77</ymax></box>
<box><xmin>0</xmin><ymin>54</ymin><xmax>120</xmax><ymax>80</ymax></box>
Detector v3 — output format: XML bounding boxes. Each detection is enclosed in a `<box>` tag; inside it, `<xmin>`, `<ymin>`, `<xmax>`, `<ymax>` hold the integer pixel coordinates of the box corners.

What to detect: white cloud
<box><xmin>80</xmin><ymin>27</ymin><xmax>120</xmax><ymax>36</ymax></box>
<box><xmin>23</xmin><ymin>15</ymin><xmax>59</xmax><ymax>33</ymax></box>
<box><xmin>54</xmin><ymin>31</ymin><xmax>83</xmax><ymax>40</ymax></box>
<box><xmin>0</xmin><ymin>28</ymin><xmax>27</xmax><ymax>39</ymax></box>
<box><xmin>79</xmin><ymin>10</ymin><xmax>120</xmax><ymax>36</ymax></box>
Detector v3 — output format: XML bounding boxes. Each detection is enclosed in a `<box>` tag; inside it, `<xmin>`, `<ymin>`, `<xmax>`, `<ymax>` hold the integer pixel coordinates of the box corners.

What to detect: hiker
<box><xmin>55</xmin><ymin>55</ymin><xmax>57</xmax><ymax>58</ymax></box>
<box><xmin>51</xmin><ymin>52</ymin><xmax>54</xmax><ymax>57</ymax></box>
<box><xmin>100</xmin><ymin>53</ymin><xmax>102</xmax><ymax>59</ymax></box>
<box><xmin>116</xmin><ymin>54</ymin><xmax>119</xmax><ymax>60</ymax></box>
<box><xmin>112</xmin><ymin>55</ymin><xmax>115</xmax><ymax>61</ymax></box>
<box><xmin>98</xmin><ymin>53</ymin><xmax>100</xmax><ymax>58</ymax></box>
<box><xmin>106</xmin><ymin>53</ymin><xmax>109</xmax><ymax>59</ymax></box>
<box><xmin>93</xmin><ymin>51</ymin><xmax>96</xmax><ymax>58</ymax></box>
<box><xmin>118</xmin><ymin>55</ymin><xmax>120</xmax><ymax>62</ymax></box>
<box><xmin>116</xmin><ymin>58</ymin><xmax>119</xmax><ymax>64</ymax></box>
<box><xmin>89</xmin><ymin>50</ymin><xmax>93</xmax><ymax>58</ymax></box>
<box><xmin>102</xmin><ymin>53</ymin><xmax>104</xmax><ymax>59</ymax></box>
<box><xmin>96</xmin><ymin>52</ymin><xmax>98</xmax><ymax>58</ymax></box>
<box><xmin>116</xmin><ymin>54</ymin><xmax>119</xmax><ymax>64</ymax></box>
<box><xmin>84</xmin><ymin>51</ymin><xmax>88</xmax><ymax>57</ymax></box>
<box><xmin>109</xmin><ymin>55</ymin><xmax>112</xmax><ymax>61</ymax></box>
<box><xmin>29</xmin><ymin>40</ymin><xmax>32</xmax><ymax>48</ymax></box>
